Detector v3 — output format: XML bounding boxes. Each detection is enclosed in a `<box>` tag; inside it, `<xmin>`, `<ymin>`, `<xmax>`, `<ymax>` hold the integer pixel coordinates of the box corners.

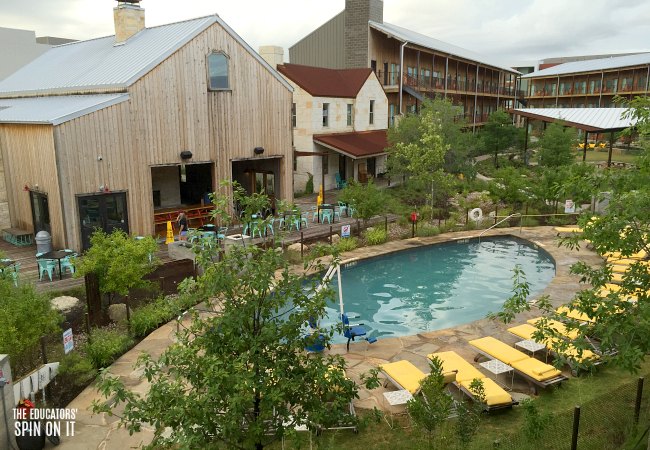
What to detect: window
<box><xmin>346</xmin><ymin>104</ymin><xmax>353</xmax><ymax>126</ymax></box>
<box><xmin>207</xmin><ymin>52</ymin><xmax>229</xmax><ymax>90</ymax></box>
<box><xmin>389</xmin><ymin>104</ymin><xmax>395</xmax><ymax>127</ymax></box>
<box><xmin>369</xmin><ymin>100</ymin><xmax>375</xmax><ymax>125</ymax></box>
<box><xmin>291</xmin><ymin>103</ymin><xmax>296</xmax><ymax>128</ymax></box>
<box><xmin>322</xmin><ymin>103</ymin><xmax>329</xmax><ymax>127</ymax></box>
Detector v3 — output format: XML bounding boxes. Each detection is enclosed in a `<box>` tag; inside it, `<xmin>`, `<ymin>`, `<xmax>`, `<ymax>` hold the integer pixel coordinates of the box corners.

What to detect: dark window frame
<box><xmin>207</xmin><ymin>51</ymin><xmax>230</xmax><ymax>91</ymax></box>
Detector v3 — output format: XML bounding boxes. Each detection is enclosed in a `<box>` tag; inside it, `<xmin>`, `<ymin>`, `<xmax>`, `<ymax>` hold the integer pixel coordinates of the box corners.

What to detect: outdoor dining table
<box><xmin>37</xmin><ymin>250</ymin><xmax>70</xmax><ymax>280</ymax></box>
<box><xmin>282</xmin><ymin>210</ymin><xmax>303</xmax><ymax>230</ymax></box>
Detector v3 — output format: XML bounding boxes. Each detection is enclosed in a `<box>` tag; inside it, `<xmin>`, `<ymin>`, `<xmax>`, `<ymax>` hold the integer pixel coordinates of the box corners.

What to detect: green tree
<box><xmin>337</xmin><ymin>179</ymin><xmax>386</xmax><ymax>226</ymax></box>
<box><xmin>74</xmin><ymin>229</ymin><xmax>158</xmax><ymax>303</ymax></box>
<box><xmin>0</xmin><ymin>277</ymin><xmax>62</xmax><ymax>376</ymax></box>
<box><xmin>481</xmin><ymin>109</ymin><xmax>518</xmax><ymax>168</ymax></box>
<box><xmin>406</xmin><ymin>356</ymin><xmax>454</xmax><ymax>448</ymax></box>
<box><xmin>537</xmin><ymin>122</ymin><xmax>576</xmax><ymax>167</ymax></box>
<box><xmin>92</xmin><ymin>191</ymin><xmax>379</xmax><ymax>450</ymax></box>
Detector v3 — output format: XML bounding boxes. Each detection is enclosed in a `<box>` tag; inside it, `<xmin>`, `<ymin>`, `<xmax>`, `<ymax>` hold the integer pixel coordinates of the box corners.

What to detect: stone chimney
<box><xmin>114</xmin><ymin>1</ymin><xmax>145</xmax><ymax>44</ymax></box>
<box><xmin>345</xmin><ymin>0</ymin><xmax>383</xmax><ymax>68</ymax></box>
<box><xmin>259</xmin><ymin>46</ymin><xmax>284</xmax><ymax>69</ymax></box>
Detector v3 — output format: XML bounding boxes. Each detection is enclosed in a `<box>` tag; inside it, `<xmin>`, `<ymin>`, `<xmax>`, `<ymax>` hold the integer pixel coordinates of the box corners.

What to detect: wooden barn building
<box><xmin>0</xmin><ymin>2</ymin><xmax>293</xmax><ymax>250</ymax></box>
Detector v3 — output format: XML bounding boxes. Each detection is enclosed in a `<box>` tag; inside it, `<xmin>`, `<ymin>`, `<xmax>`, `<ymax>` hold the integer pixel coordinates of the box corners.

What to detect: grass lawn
<box><xmin>574</xmin><ymin>148</ymin><xmax>640</xmax><ymax>164</ymax></box>
<box><xmin>270</xmin><ymin>360</ymin><xmax>650</xmax><ymax>450</ymax></box>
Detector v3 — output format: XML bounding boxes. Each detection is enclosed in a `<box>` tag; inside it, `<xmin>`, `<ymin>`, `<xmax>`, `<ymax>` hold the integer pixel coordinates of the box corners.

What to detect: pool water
<box><xmin>320</xmin><ymin>237</ymin><xmax>555</xmax><ymax>344</ymax></box>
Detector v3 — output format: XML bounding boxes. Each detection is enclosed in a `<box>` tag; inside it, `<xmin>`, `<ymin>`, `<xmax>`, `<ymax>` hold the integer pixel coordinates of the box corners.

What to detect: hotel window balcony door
<box><xmin>30</xmin><ymin>190</ymin><xmax>51</xmax><ymax>235</ymax></box>
<box><xmin>78</xmin><ymin>192</ymin><xmax>129</xmax><ymax>250</ymax></box>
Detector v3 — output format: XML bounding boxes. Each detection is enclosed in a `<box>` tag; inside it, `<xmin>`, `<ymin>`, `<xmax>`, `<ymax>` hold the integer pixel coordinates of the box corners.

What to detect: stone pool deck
<box><xmin>58</xmin><ymin>226</ymin><xmax>601</xmax><ymax>449</ymax></box>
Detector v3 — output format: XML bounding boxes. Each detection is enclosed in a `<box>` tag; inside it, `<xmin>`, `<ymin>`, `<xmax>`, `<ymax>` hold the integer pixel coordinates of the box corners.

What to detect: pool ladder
<box><xmin>478</xmin><ymin>213</ymin><xmax>522</xmax><ymax>243</ymax></box>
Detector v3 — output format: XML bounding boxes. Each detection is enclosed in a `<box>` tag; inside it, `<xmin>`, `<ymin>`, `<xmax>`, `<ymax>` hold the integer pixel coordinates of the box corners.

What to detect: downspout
<box><xmin>399</xmin><ymin>40</ymin><xmax>408</xmax><ymax>115</ymax></box>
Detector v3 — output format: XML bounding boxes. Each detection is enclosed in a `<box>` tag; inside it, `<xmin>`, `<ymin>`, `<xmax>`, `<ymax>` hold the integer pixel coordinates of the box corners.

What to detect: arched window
<box><xmin>207</xmin><ymin>52</ymin><xmax>229</xmax><ymax>90</ymax></box>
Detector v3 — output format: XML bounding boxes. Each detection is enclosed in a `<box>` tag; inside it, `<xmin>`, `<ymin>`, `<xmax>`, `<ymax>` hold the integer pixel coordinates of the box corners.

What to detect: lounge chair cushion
<box><xmin>510</xmin><ymin>358</ymin><xmax>562</xmax><ymax>382</ymax></box>
<box><xmin>527</xmin><ymin>318</ymin><xmax>579</xmax><ymax>340</ymax></box>
<box><xmin>507</xmin><ymin>324</ymin><xmax>537</xmax><ymax>341</ymax></box>
<box><xmin>381</xmin><ymin>360</ymin><xmax>426</xmax><ymax>394</ymax></box>
<box><xmin>458</xmin><ymin>377</ymin><xmax>512</xmax><ymax>407</ymax></box>
<box><xmin>429</xmin><ymin>351</ymin><xmax>482</xmax><ymax>383</ymax></box>
<box><xmin>468</xmin><ymin>337</ymin><xmax>529</xmax><ymax>365</ymax></box>
<box><xmin>556</xmin><ymin>306</ymin><xmax>594</xmax><ymax>323</ymax></box>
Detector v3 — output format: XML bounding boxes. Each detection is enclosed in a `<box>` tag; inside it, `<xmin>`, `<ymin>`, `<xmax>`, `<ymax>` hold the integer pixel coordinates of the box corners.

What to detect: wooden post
<box><xmin>607</xmin><ymin>131</ymin><xmax>614</xmax><ymax>168</ymax></box>
<box><xmin>125</xmin><ymin>295</ymin><xmax>131</xmax><ymax>327</ymax></box>
<box><xmin>634</xmin><ymin>377</ymin><xmax>644</xmax><ymax>424</ymax></box>
<box><xmin>329</xmin><ymin>226</ymin><xmax>333</xmax><ymax>245</ymax></box>
<box><xmin>523</xmin><ymin>117</ymin><xmax>529</xmax><ymax>165</ymax></box>
<box><xmin>84</xmin><ymin>313</ymin><xmax>91</xmax><ymax>336</ymax></box>
<box><xmin>384</xmin><ymin>216</ymin><xmax>388</xmax><ymax>233</ymax></box>
<box><xmin>571</xmin><ymin>406</ymin><xmax>581</xmax><ymax>450</ymax></box>
<box><xmin>40</xmin><ymin>336</ymin><xmax>48</xmax><ymax>365</ymax></box>
<box><xmin>582</xmin><ymin>131</ymin><xmax>588</xmax><ymax>162</ymax></box>
<box><xmin>494</xmin><ymin>205</ymin><xmax>498</xmax><ymax>225</ymax></box>
<box><xmin>300</xmin><ymin>232</ymin><xmax>304</xmax><ymax>259</ymax></box>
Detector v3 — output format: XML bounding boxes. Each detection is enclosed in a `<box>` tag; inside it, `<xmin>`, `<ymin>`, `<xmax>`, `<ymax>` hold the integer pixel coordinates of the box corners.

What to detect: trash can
<box><xmin>35</xmin><ymin>231</ymin><xmax>52</xmax><ymax>254</ymax></box>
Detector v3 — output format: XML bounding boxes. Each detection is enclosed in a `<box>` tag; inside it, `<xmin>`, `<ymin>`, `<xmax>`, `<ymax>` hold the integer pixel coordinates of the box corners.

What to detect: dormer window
<box><xmin>207</xmin><ymin>52</ymin><xmax>229</xmax><ymax>90</ymax></box>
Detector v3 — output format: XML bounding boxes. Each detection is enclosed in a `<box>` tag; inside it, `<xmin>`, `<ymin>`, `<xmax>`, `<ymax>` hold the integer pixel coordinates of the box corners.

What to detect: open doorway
<box><xmin>232</xmin><ymin>158</ymin><xmax>281</xmax><ymax>215</ymax></box>
<box><xmin>29</xmin><ymin>190</ymin><xmax>51</xmax><ymax>235</ymax></box>
<box><xmin>151</xmin><ymin>163</ymin><xmax>214</xmax><ymax>209</ymax></box>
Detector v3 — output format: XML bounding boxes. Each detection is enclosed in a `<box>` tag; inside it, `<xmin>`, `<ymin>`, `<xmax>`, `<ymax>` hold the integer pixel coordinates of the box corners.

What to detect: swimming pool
<box><xmin>321</xmin><ymin>236</ymin><xmax>555</xmax><ymax>344</ymax></box>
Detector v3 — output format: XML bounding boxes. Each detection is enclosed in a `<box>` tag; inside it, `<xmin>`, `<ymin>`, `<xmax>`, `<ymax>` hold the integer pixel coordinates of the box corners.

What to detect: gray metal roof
<box><xmin>512</xmin><ymin>108</ymin><xmax>635</xmax><ymax>131</ymax></box>
<box><xmin>522</xmin><ymin>52</ymin><xmax>650</xmax><ymax>79</ymax></box>
<box><xmin>0</xmin><ymin>15</ymin><xmax>292</xmax><ymax>97</ymax></box>
<box><xmin>369</xmin><ymin>21</ymin><xmax>520</xmax><ymax>75</ymax></box>
<box><xmin>0</xmin><ymin>94</ymin><xmax>129</xmax><ymax>125</ymax></box>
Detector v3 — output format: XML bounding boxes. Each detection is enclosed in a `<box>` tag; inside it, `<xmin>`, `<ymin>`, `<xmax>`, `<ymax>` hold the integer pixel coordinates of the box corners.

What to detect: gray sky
<box><xmin>2</xmin><ymin>0</ymin><xmax>649</xmax><ymax>64</ymax></box>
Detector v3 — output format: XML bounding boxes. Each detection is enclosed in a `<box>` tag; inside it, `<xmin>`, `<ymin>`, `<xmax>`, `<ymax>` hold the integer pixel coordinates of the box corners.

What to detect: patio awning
<box><xmin>508</xmin><ymin>108</ymin><xmax>636</xmax><ymax>133</ymax></box>
<box><xmin>313</xmin><ymin>130</ymin><xmax>388</xmax><ymax>160</ymax></box>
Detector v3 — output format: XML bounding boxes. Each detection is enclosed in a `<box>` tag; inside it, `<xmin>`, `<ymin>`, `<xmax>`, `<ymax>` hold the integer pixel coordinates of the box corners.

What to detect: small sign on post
<box><xmin>63</xmin><ymin>328</ymin><xmax>74</xmax><ymax>354</ymax></box>
<box><xmin>341</xmin><ymin>224</ymin><xmax>351</xmax><ymax>238</ymax></box>
<box><xmin>564</xmin><ymin>199</ymin><xmax>575</xmax><ymax>214</ymax></box>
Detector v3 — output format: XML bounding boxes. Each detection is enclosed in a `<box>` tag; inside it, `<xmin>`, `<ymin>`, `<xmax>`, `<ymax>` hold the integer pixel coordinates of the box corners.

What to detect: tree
<box><xmin>481</xmin><ymin>109</ymin><xmax>518</xmax><ymax>168</ymax></box>
<box><xmin>386</xmin><ymin>99</ymin><xmax>455</xmax><ymax>212</ymax></box>
<box><xmin>337</xmin><ymin>179</ymin><xmax>387</xmax><ymax>226</ymax></box>
<box><xmin>92</xmin><ymin>190</ymin><xmax>379</xmax><ymax>450</ymax></box>
<box><xmin>74</xmin><ymin>229</ymin><xmax>158</xmax><ymax>304</ymax></box>
<box><xmin>406</xmin><ymin>356</ymin><xmax>454</xmax><ymax>448</ymax></box>
<box><xmin>493</xmin><ymin>97</ymin><xmax>650</xmax><ymax>374</ymax></box>
<box><xmin>537</xmin><ymin>122</ymin><xmax>576</xmax><ymax>167</ymax></box>
<box><xmin>0</xmin><ymin>277</ymin><xmax>62</xmax><ymax>376</ymax></box>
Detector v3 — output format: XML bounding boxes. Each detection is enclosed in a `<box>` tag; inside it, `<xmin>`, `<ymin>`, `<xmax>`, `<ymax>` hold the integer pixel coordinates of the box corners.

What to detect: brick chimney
<box><xmin>345</xmin><ymin>0</ymin><xmax>383</xmax><ymax>68</ymax></box>
<box><xmin>114</xmin><ymin>1</ymin><xmax>145</xmax><ymax>44</ymax></box>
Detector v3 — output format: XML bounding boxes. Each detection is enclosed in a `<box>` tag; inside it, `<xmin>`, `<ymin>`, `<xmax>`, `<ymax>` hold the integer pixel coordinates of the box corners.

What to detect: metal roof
<box><xmin>313</xmin><ymin>130</ymin><xmax>388</xmax><ymax>159</ymax></box>
<box><xmin>0</xmin><ymin>94</ymin><xmax>129</xmax><ymax>125</ymax></box>
<box><xmin>511</xmin><ymin>108</ymin><xmax>636</xmax><ymax>132</ymax></box>
<box><xmin>521</xmin><ymin>52</ymin><xmax>650</xmax><ymax>79</ymax></box>
<box><xmin>369</xmin><ymin>21</ymin><xmax>520</xmax><ymax>75</ymax></box>
<box><xmin>0</xmin><ymin>15</ymin><xmax>291</xmax><ymax>97</ymax></box>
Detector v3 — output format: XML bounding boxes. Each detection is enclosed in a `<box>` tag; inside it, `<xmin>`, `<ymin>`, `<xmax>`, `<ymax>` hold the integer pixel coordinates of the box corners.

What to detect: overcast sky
<box><xmin>2</xmin><ymin>0</ymin><xmax>650</xmax><ymax>64</ymax></box>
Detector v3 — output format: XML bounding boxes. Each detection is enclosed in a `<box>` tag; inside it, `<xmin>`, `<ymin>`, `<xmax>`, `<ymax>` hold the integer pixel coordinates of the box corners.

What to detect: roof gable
<box><xmin>277</xmin><ymin>64</ymin><xmax>373</xmax><ymax>98</ymax></box>
<box><xmin>0</xmin><ymin>15</ymin><xmax>291</xmax><ymax>97</ymax></box>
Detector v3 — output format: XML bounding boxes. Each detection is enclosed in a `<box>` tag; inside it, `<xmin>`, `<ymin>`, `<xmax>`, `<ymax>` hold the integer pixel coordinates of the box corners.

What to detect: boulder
<box><xmin>108</xmin><ymin>304</ymin><xmax>128</xmax><ymax>323</ymax></box>
<box><xmin>330</xmin><ymin>234</ymin><xmax>341</xmax><ymax>244</ymax></box>
<box><xmin>50</xmin><ymin>296</ymin><xmax>82</xmax><ymax>313</ymax></box>
<box><xmin>287</xmin><ymin>242</ymin><xmax>308</xmax><ymax>253</ymax></box>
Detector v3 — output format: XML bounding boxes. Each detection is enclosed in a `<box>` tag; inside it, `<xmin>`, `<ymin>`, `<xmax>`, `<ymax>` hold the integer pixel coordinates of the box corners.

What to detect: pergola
<box><xmin>509</xmin><ymin>108</ymin><xmax>637</xmax><ymax>167</ymax></box>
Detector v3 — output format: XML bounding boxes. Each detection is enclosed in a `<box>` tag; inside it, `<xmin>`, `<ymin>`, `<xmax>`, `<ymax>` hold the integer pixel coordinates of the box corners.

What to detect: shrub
<box><xmin>364</xmin><ymin>228</ymin><xmax>387</xmax><ymax>246</ymax></box>
<box><xmin>130</xmin><ymin>293</ymin><xmax>200</xmax><ymax>338</ymax></box>
<box><xmin>85</xmin><ymin>326</ymin><xmax>134</xmax><ymax>369</ymax></box>
<box><xmin>58</xmin><ymin>352</ymin><xmax>96</xmax><ymax>384</ymax></box>
<box><xmin>416</xmin><ymin>223</ymin><xmax>441</xmax><ymax>237</ymax></box>
<box><xmin>335</xmin><ymin>237</ymin><xmax>359</xmax><ymax>253</ymax></box>
<box><xmin>305</xmin><ymin>172</ymin><xmax>314</xmax><ymax>194</ymax></box>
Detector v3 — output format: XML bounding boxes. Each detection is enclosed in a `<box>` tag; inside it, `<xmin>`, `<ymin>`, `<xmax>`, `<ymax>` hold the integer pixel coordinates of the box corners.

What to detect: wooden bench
<box><xmin>2</xmin><ymin>228</ymin><xmax>33</xmax><ymax>246</ymax></box>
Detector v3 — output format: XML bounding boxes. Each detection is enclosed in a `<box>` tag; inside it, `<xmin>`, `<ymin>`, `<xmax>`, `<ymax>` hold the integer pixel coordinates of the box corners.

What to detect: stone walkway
<box><xmin>58</xmin><ymin>226</ymin><xmax>601</xmax><ymax>449</ymax></box>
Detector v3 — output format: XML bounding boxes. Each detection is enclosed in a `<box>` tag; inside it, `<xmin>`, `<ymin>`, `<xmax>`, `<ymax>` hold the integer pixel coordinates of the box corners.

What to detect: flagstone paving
<box><xmin>58</xmin><ymin>226</ymin><xmax>601</xmax><ymax>449</ymax></box>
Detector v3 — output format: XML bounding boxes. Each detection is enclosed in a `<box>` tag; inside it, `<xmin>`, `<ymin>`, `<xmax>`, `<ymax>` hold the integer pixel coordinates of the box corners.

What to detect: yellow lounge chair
<box><xmin>588</xmin><ymin>143</ymin><xmax>596</xmax><ymax>149</ymax></box>
<box><xmin>556</xmin><ymin>306</ymin><xmax>595</xmax><ymax>323</ymax></box>
<box><xmin>554</xmin><ymin>226</ymin><xmax>583</xmax><ymax>233</ymax></box>
<box><xmin>509</xmin><ymin>322</ymin><xmax>599</xmax><ymax>369</ymax></box>
<box><xmin>469</xmin><ymin>336</ymin><xmax>567</xmax><ymax>394</ymax></box>
<box><xmin>430</xmin><ymin>351</ymin><xmax>515</xmax><ymax>411</ymax></box>
<box><xmin>380</xmin><ymin>359</ymin><xmax>457</xmax><ymax>395</ymax></box>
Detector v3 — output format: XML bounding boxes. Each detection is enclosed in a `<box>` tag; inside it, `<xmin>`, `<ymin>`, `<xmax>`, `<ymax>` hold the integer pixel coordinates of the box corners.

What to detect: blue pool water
<box><xmin>320</xmin><ymin>237</ymin><xmax>555</xmax><ymax>343</ymax></box>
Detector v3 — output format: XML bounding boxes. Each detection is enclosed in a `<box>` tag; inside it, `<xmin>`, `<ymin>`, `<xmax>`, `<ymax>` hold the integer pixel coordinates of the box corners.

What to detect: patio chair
<box><xmin>335</xmin><ymin>172</ymin><xmax>347</xmax><ymax>189</ymax></box>
<box><xmin>37</xmin><ymin>258</ymin><xmax>57</xmax><ymax>282</ymax></box>
<box><xmin>216</xmin><ymin>226</ymin><xmax>228</xmax><ymax>241</ymax></box>
<box><xmin>337</xmin><ymin>201</ymin><xmax>348</xmax><ymax>217</ymax></box>
<box><xmin>10</xmin><ymin>262</ymin><xmax>20</xmax><ymax>286</ymax></box>
<box><xmin>313</xmin><ymin>366</ymin><xmax>358</xmax><ymax>434</ymax></box>
<box><xmin>60</xmin><ymin>254</ymin><xmax>76</xmax><ymax>275</ymax></box>
<box><xmin>469</xmin><ymin>336</ymin><xmax>567</xmax><ymax>394</ymax></box>
<box><xmin>341</xmin><ymin>313</ymin><xmax>366</xmax><ymax>351</ymax></box>
<box><xmin>430</xmin><ymin>351</ymin><xmax>515</xmax><ymax>411</ymax></box>
<box><xmin>321</xmin><ymin>209</ymin><xmax>333</xmax><ymax>224</ymax></box>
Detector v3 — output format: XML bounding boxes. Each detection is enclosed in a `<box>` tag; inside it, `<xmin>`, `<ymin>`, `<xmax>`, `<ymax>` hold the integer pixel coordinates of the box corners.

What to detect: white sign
<box><xmin>63</xmin><ymin>328</ymin><xmax>74</xmax><ymax>354</ymax></box>
<box><xmin>341</xmin><ymin>224</ymin><xmax>351</xmax><ymax>238</ymax></box>
<box><xmin>13</xmin><ymin>363</ymin><xmax>59</xmax><ymax>403</ymax></box>
<box><xmin>564</xmin><ymin>199</ymin><xmax>575</xmax><ymax>214</ymax></box>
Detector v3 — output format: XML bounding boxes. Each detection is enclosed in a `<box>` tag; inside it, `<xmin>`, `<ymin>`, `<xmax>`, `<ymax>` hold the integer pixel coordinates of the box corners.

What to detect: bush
<box><xmin>58</xmin><ymin>352</ymin><xmax>96</xmax><ymax>384</ymax></box>
<box><xmin>85</xmin><ymin>326</ymin><xmax>134</xmax><ymax>368</ymax></box>
<box><xmin>335</xmin><ymin>237</ymin><xmax>359</xmax><ymax>253</ymax></box>
<box><xmin>416</xmin><ymin>223</ymin><xmax>441</xmax><ymax>237</ymax></box>
<box><xmin>364</xmin><ymin>228</ymin><xmax>388</xmax><ymax>246</ymax></box>
<box><xmin>305</xmin><ymin>172</ymin><xmax>314</xmax><ymax>194</ymax></box>
<box><xmin>131</xmin><ymin>293</ymin><xmax>200</xmax><ymax>338</ymax></box>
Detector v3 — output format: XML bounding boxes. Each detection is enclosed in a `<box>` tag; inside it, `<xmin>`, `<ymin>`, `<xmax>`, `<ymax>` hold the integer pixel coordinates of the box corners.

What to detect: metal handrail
<box><xmin>478</xmin><ymin>213</ymin><xmax>521</xmax><ymax>243</ymax></box>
